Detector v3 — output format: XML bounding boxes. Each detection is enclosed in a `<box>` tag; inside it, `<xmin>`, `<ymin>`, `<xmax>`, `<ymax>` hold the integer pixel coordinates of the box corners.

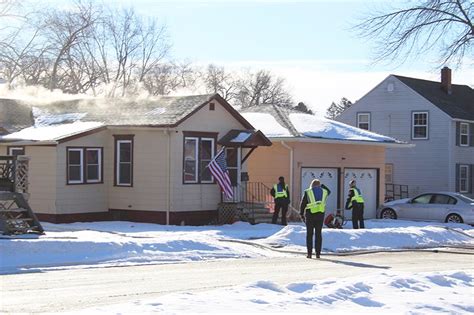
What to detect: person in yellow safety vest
<box><xmin>270</xmin><ymin>176</ymin><xmax>290</xmax><ymax>225</ymax></box>
<box><xmin>299</xmin><ymin>179</ymin><xmax>331</xmax><ymax>259</ymax></box>
<box><xmin>345</xmin><ymin>179</ymin><xmax>365</xmax><ymax>229</ymax></box>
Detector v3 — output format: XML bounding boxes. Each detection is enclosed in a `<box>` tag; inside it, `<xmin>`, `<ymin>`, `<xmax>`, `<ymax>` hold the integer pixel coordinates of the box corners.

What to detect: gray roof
<box><xmin>0</xmin><ymin>94</ymin><xmax>225</xmax><ymax>131</ymax></box>
<box><xmin>394</xmin><ymin>75</ymin><xmax>474</xmax><ymax>121</ymax></box>
<box><xmin>0</xmin><ymin>99</ymin><xmax>34</xmax><ymax>132</ymax></box>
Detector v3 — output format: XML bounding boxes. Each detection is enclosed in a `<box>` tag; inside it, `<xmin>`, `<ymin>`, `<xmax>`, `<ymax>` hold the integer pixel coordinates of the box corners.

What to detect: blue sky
<box><xmin>45</xmin><ymin>0</ymin><xmax>474</xmax><ymax>112</ymax></box>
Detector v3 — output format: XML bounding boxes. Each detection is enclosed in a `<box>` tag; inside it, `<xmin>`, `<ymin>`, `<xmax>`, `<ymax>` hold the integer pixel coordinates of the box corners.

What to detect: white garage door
<box><xmin>343</xmin><ymin>168</ymin><xmax>378</xmax><ymax>219</ymax></box>
<box><xmin>301</xmin><ymin>168</ymin><xmax>339</xmax><ymax>215</ymax></box>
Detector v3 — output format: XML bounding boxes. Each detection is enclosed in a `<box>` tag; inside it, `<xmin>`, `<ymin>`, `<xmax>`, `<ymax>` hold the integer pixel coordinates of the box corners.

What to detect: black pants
<box><xmin>272</xmin><ymin>199</ymin><xmax>288</xmax><ymax>225</ymax></box>
<box><xmin>352</xmin><ymin>203</ymin><xmax>365</xmax><ymax>229</ymax></box>
<box><xmin>305</xmin><ymin>211</ymin><xmax>324</xmax><ymax>256</ymax></box>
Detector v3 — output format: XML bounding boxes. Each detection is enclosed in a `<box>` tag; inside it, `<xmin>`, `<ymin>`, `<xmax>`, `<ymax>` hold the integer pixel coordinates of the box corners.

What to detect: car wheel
<box><xmin>445</xmin><ymin>214</ymin><xmax>463</xmax><ymax>224</ymax></box>
<box><xmin>380</xmin><ymin>208</ymin><xmax>397</xmax><ymax>219</ymax></box>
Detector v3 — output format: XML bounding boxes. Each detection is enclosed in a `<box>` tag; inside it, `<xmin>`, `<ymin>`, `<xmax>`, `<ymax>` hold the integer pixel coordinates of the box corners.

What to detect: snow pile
<box><xmin>68</xmin><ymin>270</ymin><xmax>474</xmax><ymax>314</ymax></box>
<box><xmin>1</xmin><ymin>220</ymin><xmax>472</xmax><ymax>274</ymax></box>
<box><xmin>241</xmin><ymin>112</ymin><xmax>292</xmax><ymax>137</ymax></box>
<box><xmin>289</xmin><ymin>113</ymin><xmax>396</xmax><ymax>142</ymax></box>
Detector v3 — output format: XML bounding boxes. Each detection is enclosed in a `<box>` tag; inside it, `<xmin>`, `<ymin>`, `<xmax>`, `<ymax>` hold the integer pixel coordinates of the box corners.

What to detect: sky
<box><xmin>35</xmin><ymin>0</ymin><xmax>474</xmax><ymax>113</ymax></box>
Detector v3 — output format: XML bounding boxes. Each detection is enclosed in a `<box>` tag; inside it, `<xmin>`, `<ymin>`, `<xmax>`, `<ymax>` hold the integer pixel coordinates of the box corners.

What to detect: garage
<box><xmin>301</xmin><ymin>167</ymin><xmax>339</xmax><ymax>215</ymax></box>
<box><xmin>343</xmin><ymin>168</ymin><xmax>379</xmax><ymax>219</ymax></box>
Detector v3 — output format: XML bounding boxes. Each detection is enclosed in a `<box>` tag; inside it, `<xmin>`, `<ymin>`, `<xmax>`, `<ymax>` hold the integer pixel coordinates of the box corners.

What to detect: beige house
<box><xmin>240</xmin><ymin>106</ymin><xmax>412</xmax><ymax>219</ymax></box>
<box><xmin>0</xmin><ymin>95</ymin><xmax>270</xmax><ymax>225</ymax></box>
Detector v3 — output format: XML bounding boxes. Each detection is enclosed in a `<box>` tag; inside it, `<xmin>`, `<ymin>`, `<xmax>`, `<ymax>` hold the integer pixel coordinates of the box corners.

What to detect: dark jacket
<box><xmin>345</xmin><ymin>187</ymin><xmax>363</xmax><ymax>210</ymax></box>
<box><xmin>300</xmin><ymin>184</ymin><xmax>331</xmax><ymax>216</ymax></box>
<box><xmin>270</xmin><ymin>183</ymin><xmax>290</xmax><ymax>203</ymax></box>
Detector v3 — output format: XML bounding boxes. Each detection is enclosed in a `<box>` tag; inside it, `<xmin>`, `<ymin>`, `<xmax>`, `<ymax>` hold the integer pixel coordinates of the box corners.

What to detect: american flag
<box><xmin>208</xmin><ymin>148</ymin><xmax>233</xmax><ymax>198</ymax></box>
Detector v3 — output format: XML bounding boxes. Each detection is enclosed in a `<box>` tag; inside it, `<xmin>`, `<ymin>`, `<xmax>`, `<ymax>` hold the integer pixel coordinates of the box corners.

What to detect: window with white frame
<box><xmin>116</xmin><ymin>139</ymin><xmax>133</xmax><ymax>186</ymax></box>
<box><xmin>86</xmin><ymin>148</ymin><xmax>101</xmax><ymax>183</ymax></box>
<box><xmin>67</xmin><ymin>148</ymin><xmax>84</xmax><ymax>184</ymax></box>
<box><xmin>459</xmin><ymin>165</ymin><xmax>469</xmax><ymax>193</ymax></box>
<box><xmin>183</xmin><ymin>135</ymin><xmax>215</xmax><ymax>184</ymax></box>
<box><xmin>67</xmin><ymin>147</ymin><xmax>103</xmax><ymax>184</ymax></box>
<box><xmin>460</xmin><ymin>123</ymin><xmax>469</xmax><ymax>146</ymax></box>
<box><xmin>412</xmin><ymin>112</ymin><xmax>428</xmax><ymax>139</ymax></box>
<box><xmin>357</xmin><ymin>113</ymin><xmax>370</xmax><ymax>130</ymax></box>
<box><xmin>385</xmin><ymin>163</ymin><xmax>393</xmax><ymax>184</ymax></box>
<box><xmin>8</xmin><ymin>147</ymin><xmax>25</xmax><ymax>156</ymax></box>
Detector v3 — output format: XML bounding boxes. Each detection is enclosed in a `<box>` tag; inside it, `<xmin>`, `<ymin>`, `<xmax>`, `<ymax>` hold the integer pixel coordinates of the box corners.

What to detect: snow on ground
<box><xmin>68</xmin><ymin>270</ymin><xmax>474</xmax><ymax>315</ymax></box>
<box><xmin>1</xmin><ymin>219</ymin><xmax>472</xmax><ymax>274</ymax></box>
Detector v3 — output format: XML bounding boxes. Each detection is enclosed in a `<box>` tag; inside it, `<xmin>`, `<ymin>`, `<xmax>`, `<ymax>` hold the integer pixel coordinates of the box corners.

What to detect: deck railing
<box><xmin>0</xmin><ymin>156</ymin><xmax>29</xmax><ymax>194</ymax></box>
<box><xmin>385</xmin><ymin>183</ymin><xmax>409</xmax><ymax>202</ymax></box>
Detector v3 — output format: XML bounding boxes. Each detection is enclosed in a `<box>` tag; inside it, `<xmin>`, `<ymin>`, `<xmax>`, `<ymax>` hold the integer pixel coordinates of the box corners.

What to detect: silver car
<box><xmin>377</xmin><ymin>192</ymin><xmax>474</xmax><ymax>224</ymax></box>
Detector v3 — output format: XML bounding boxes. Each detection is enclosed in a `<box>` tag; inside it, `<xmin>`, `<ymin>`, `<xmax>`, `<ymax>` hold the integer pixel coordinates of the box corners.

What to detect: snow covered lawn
<box><xmin>1</xmin><ymin>219</ymin><xmax>472</xmax><ymax>274</ymax></box>
<box><xmin>69</xmin><ymin>270</ymin><xmax>473</xmax><ymax>314</ymax></box>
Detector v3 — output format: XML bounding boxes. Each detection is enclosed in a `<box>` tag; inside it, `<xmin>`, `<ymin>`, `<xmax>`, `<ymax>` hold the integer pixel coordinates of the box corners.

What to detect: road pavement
<box><xmin>1</xmin><ymin>250</ymin><xmax>473</xmax><ymax>313</ymax></box>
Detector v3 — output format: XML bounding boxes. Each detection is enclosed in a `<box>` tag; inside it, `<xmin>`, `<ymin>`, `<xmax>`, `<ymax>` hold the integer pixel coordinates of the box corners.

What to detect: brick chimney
<box><xmin>441</xmin><ymin>66</ymin><xmax>452</xmax><ymax>94</ymax></box>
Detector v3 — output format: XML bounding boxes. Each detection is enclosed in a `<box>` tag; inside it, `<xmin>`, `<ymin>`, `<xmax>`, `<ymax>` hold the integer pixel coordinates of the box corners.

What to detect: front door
<box><xmin>301</xmin><ymin>168</ymin><xmax>339</xmax><ymax>215</ymax></box>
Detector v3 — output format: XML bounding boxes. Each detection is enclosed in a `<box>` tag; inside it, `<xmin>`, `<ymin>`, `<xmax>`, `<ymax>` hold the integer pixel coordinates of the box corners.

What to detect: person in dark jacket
<box><xmin>300</xmin><ymin>179</ymin><xmax>331</xmax><ymax>259</ymax></box>
<box><xmin>345</xmin><ymin>179</ymin><xmax>365</xmax><ymax>229</ymax></box>
<box><xmin>270</xmin><ymin>176</ymin><xmax>290</xmax><ymax>225</ymax></box>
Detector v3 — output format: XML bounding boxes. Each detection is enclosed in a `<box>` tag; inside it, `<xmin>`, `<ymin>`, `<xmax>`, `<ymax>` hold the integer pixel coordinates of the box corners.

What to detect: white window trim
<box><xmin>460</xmin><ymin>123</ymin><xmax>469</xmax><ymax>147</ymax></box>
<box><xmin>116</xmin><ymin>140</ymin><xmax>132</xmax><ymax>186</ymax></box>
<box><xmin>412</xmin><ymin>111</ymin><xmax>429</xmax><ymax>140</ymax></box>
<box><xmin>459</xmin><ymin>165</ymin><xmax>469</xmax><ymax>193</ymax></box>
<box><xmin>86</xmin><ymin>148</ymin><xmax>102</xmax><ymax>183</ymax></box>
<box><xmin>68</xmin><ymin>148</ymin><xmax>84</xmax><ymax>184</ymax></box>
<box><xmin>385</xmin><ymin>163</ymin><xmax>393</xmax><ymax>184</ymax></box>
<box><xmin>357</xmin><ymin>113</ymin><xmax>371</xmax><ymax>130</ymax></box>
<box><xmin>200</xmin><ymin>138</ymin><xmax>215</xmax><ymax>184</ymax></box>
<box><xmin>184</xmin><ymin>137</ymin><xmax>199</xmax><ymax>184</ymax></box>
<box><xmin>8</xmin><ymin>147</ymin><xmax>24</xmax><ymax>156</ymax></box>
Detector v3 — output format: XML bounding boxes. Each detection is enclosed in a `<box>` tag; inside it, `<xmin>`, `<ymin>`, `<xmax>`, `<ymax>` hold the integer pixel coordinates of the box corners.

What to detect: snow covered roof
<box><xmin>239</xmin><ymin>105</ymin><xmax>406</xmax><ymax>145</ymax></box>
<box><xmin>1</xmin><ymin>121</ymin><xmax>104</xmax><ymax>142</ymax></box>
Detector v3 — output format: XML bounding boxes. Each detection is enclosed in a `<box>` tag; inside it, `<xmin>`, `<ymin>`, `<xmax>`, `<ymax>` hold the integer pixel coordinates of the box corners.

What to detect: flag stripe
<box><xmin>207</xmin><ymin>148</ymin><xmax>233</xmax><ymax>199</ymax></box>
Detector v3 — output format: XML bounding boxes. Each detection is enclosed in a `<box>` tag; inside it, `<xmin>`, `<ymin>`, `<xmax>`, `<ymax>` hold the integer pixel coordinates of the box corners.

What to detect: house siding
<box><xmin>56</xmin><ymin>129</ymin><xmax>109</xmax><ymax>214</ymax></box>
<box><xmin>337</xmin><ymin>75</ymin><xmax>451</xmax><ymax>197</ymax></box>
<box><xmin>451</xmin><ymin>121</ymin><xmax>474</xmax><ymax>196</ymax></box>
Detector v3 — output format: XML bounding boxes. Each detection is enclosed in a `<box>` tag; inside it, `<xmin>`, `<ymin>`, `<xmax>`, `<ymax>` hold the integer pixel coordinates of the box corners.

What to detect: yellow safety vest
<box><xmin>305</xmin><ymin>187</ymin><xmax>328</xmax><ymax>214</ymax></box>
<box><xmin>274</xmin><ymin>184</ymin><xmax>288</xmax><ymax>198</ymax></box>
<box><xmin>350</xmin><ymin>188</ymin><xmax>365</xmax><ymax>204</ymax></box>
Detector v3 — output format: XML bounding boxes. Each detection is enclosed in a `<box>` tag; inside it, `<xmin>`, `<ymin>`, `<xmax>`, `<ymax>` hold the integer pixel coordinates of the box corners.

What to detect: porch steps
<box><xmin>0</xmin><ymin>192</ymin><xmax>44</xmax><ymax>235</ymax></box>
<box><xmin>238</xmin><ymin>203</ymin><xmax>274</xmax><ymax>224</ymax></box>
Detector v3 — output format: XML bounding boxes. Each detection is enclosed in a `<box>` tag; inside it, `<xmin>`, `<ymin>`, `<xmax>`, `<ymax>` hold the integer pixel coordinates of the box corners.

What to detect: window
<box><xmin>183</xmin><ymin>134</ymin><xmax>215</xmax><ymax>184</ymax></box>
<box><xmin>67</xmin><ymin>147</ymin><xmax>103</xmax><ymax>184</ymax></box>
<box><xmin>385</xmin><ymin>163</ymin><xmax>393</xmax><ymax>184</ymax></box>
<box><xmin>67</xmin><ymin>148</ymin><xmax>83</xmax><ymax>184</ymax></box>
<box><xmin>86</xmin><ymin>148</ymin><xmax>101</xmax><ymax>183</ymax></box>
<box><xmin>115</xmin><ymin>136</ymin><xmax>133</xmax><ymax>186</ymax></box>
<box><xmin>412</xmin><ymin>112</ymin><xmax>428</xmax><ymax>139</ymax></box>
<box><xmin>459</xmin><ymin>165</ymin><xmax>469</xmax><ymax>193</ymax></box>
<box><xmin>412</xmin><ymin>194</ymin><xmax>433</xmax><ymax>204</ymax></box>
<box><xmin>460</xmin><ymin>123</ymin><xmax>469</xmax><ymax>146</ymax></box>
<box><xmin>357</xmin><ymin>113</ymin><xmax>370</xmax><ymax>130</ymax></box>
<box><xmin>431</xmin><ymin>194</ymin><xmax>457</xmax><ymax>205</ymax></box>
<box><xmin>7</xmin><ymin>147</ymin><xmax>25</xmax><ymax>156</ymax></box>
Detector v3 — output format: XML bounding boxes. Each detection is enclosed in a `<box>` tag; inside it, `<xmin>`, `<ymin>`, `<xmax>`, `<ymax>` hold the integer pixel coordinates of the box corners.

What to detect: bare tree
<box><xmin>325</xmin><ymin>97</ymin><xmax>352</xmax><ymax>119</ymax></box>
<box><xmin>236</xmin><ymin>70</ymin><xmax>293</xmax><ymax>108</ymax></box>
<box><xmin>356</xmin><ymin>0</ymin><xmax>473</xmax><ymax>67</ymax></box>
<box><xmin>203</xmin><ymin>64</ymin><xmax>236</xmax><ymax>101</ymax></box>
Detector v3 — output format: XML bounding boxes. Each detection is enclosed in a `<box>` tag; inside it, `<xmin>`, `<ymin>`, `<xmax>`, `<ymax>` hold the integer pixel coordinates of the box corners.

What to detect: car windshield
<box><xmin>455</xmin><ymin>194</ymin><xmax>474</xmax><ymax>204</ymax></box>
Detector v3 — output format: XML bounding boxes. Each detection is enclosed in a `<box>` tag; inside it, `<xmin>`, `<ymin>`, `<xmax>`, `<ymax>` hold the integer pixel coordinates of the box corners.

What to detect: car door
<box><xmin>397</xmin><ymin>194</ymin><xmax>433</xmax><ymax>220</ymax></box>
<box><xmin>429</xmin><ymin>194</ymin><xmax>457</xmax><ymax>222</ymax></box>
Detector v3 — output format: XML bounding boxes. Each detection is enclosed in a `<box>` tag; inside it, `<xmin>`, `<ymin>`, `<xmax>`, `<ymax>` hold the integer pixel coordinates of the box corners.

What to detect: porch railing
<box><xmin>0</xmin><ymin>156</ymin><xmax>29</xmax><ymax>194</ymax></box>
<box><xmin>385</xmin><ymin>183</ymin><xmax>409</xmax><ymax>202</ymax></box>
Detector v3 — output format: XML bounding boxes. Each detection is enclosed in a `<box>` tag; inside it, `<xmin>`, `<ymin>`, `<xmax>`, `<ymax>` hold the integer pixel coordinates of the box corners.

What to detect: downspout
<box><xmin>166</xmin><ymin>129</ymin><xmax>171</xmax><ymax>225</ymax></box>
<box><xmin>280</xmin><ymin>141</ymin><xmax>294</xmax><ymax>205</ymax></box>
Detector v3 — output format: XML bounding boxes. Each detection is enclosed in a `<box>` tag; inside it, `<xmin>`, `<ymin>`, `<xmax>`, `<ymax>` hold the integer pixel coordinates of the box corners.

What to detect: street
<box><xmin>1</xmin><ymin>250</ymin><xmax>473</xmax><ymax>313</ymax></box>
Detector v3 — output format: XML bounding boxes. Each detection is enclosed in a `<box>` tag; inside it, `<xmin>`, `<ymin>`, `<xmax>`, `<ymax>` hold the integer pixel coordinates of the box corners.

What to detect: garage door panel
<box><xmin>301</xmin><ymin>168</ymin><xmax>339</xmax><ymax>215</ymax></box>
<box><xmin>344</xmin><ymin>168</ymin><xmax>378</xmax><ymax>219</ymax></box>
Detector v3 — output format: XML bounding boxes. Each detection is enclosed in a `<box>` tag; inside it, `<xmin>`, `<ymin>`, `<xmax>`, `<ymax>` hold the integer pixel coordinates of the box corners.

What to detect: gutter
<box><xmin>280</xmin><ymin>141</ymin><xmax>294</xmax><ymax>205</ymax></box>
<box><xmin>166</xmin><ymin>128</ymin><xmax>171</xmax><ymax>225</ymax></box>
<box><xmin>270</xmin><ymin>137</ymin><xmax>415</xmax><ymax>148</ymax></box>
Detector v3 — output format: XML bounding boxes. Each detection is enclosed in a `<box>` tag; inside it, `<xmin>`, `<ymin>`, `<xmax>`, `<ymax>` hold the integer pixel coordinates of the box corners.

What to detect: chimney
<box><xmin>441</xmin><ymin>67</ymin><xmax>452</xmax><ymax>94</ymax></box>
